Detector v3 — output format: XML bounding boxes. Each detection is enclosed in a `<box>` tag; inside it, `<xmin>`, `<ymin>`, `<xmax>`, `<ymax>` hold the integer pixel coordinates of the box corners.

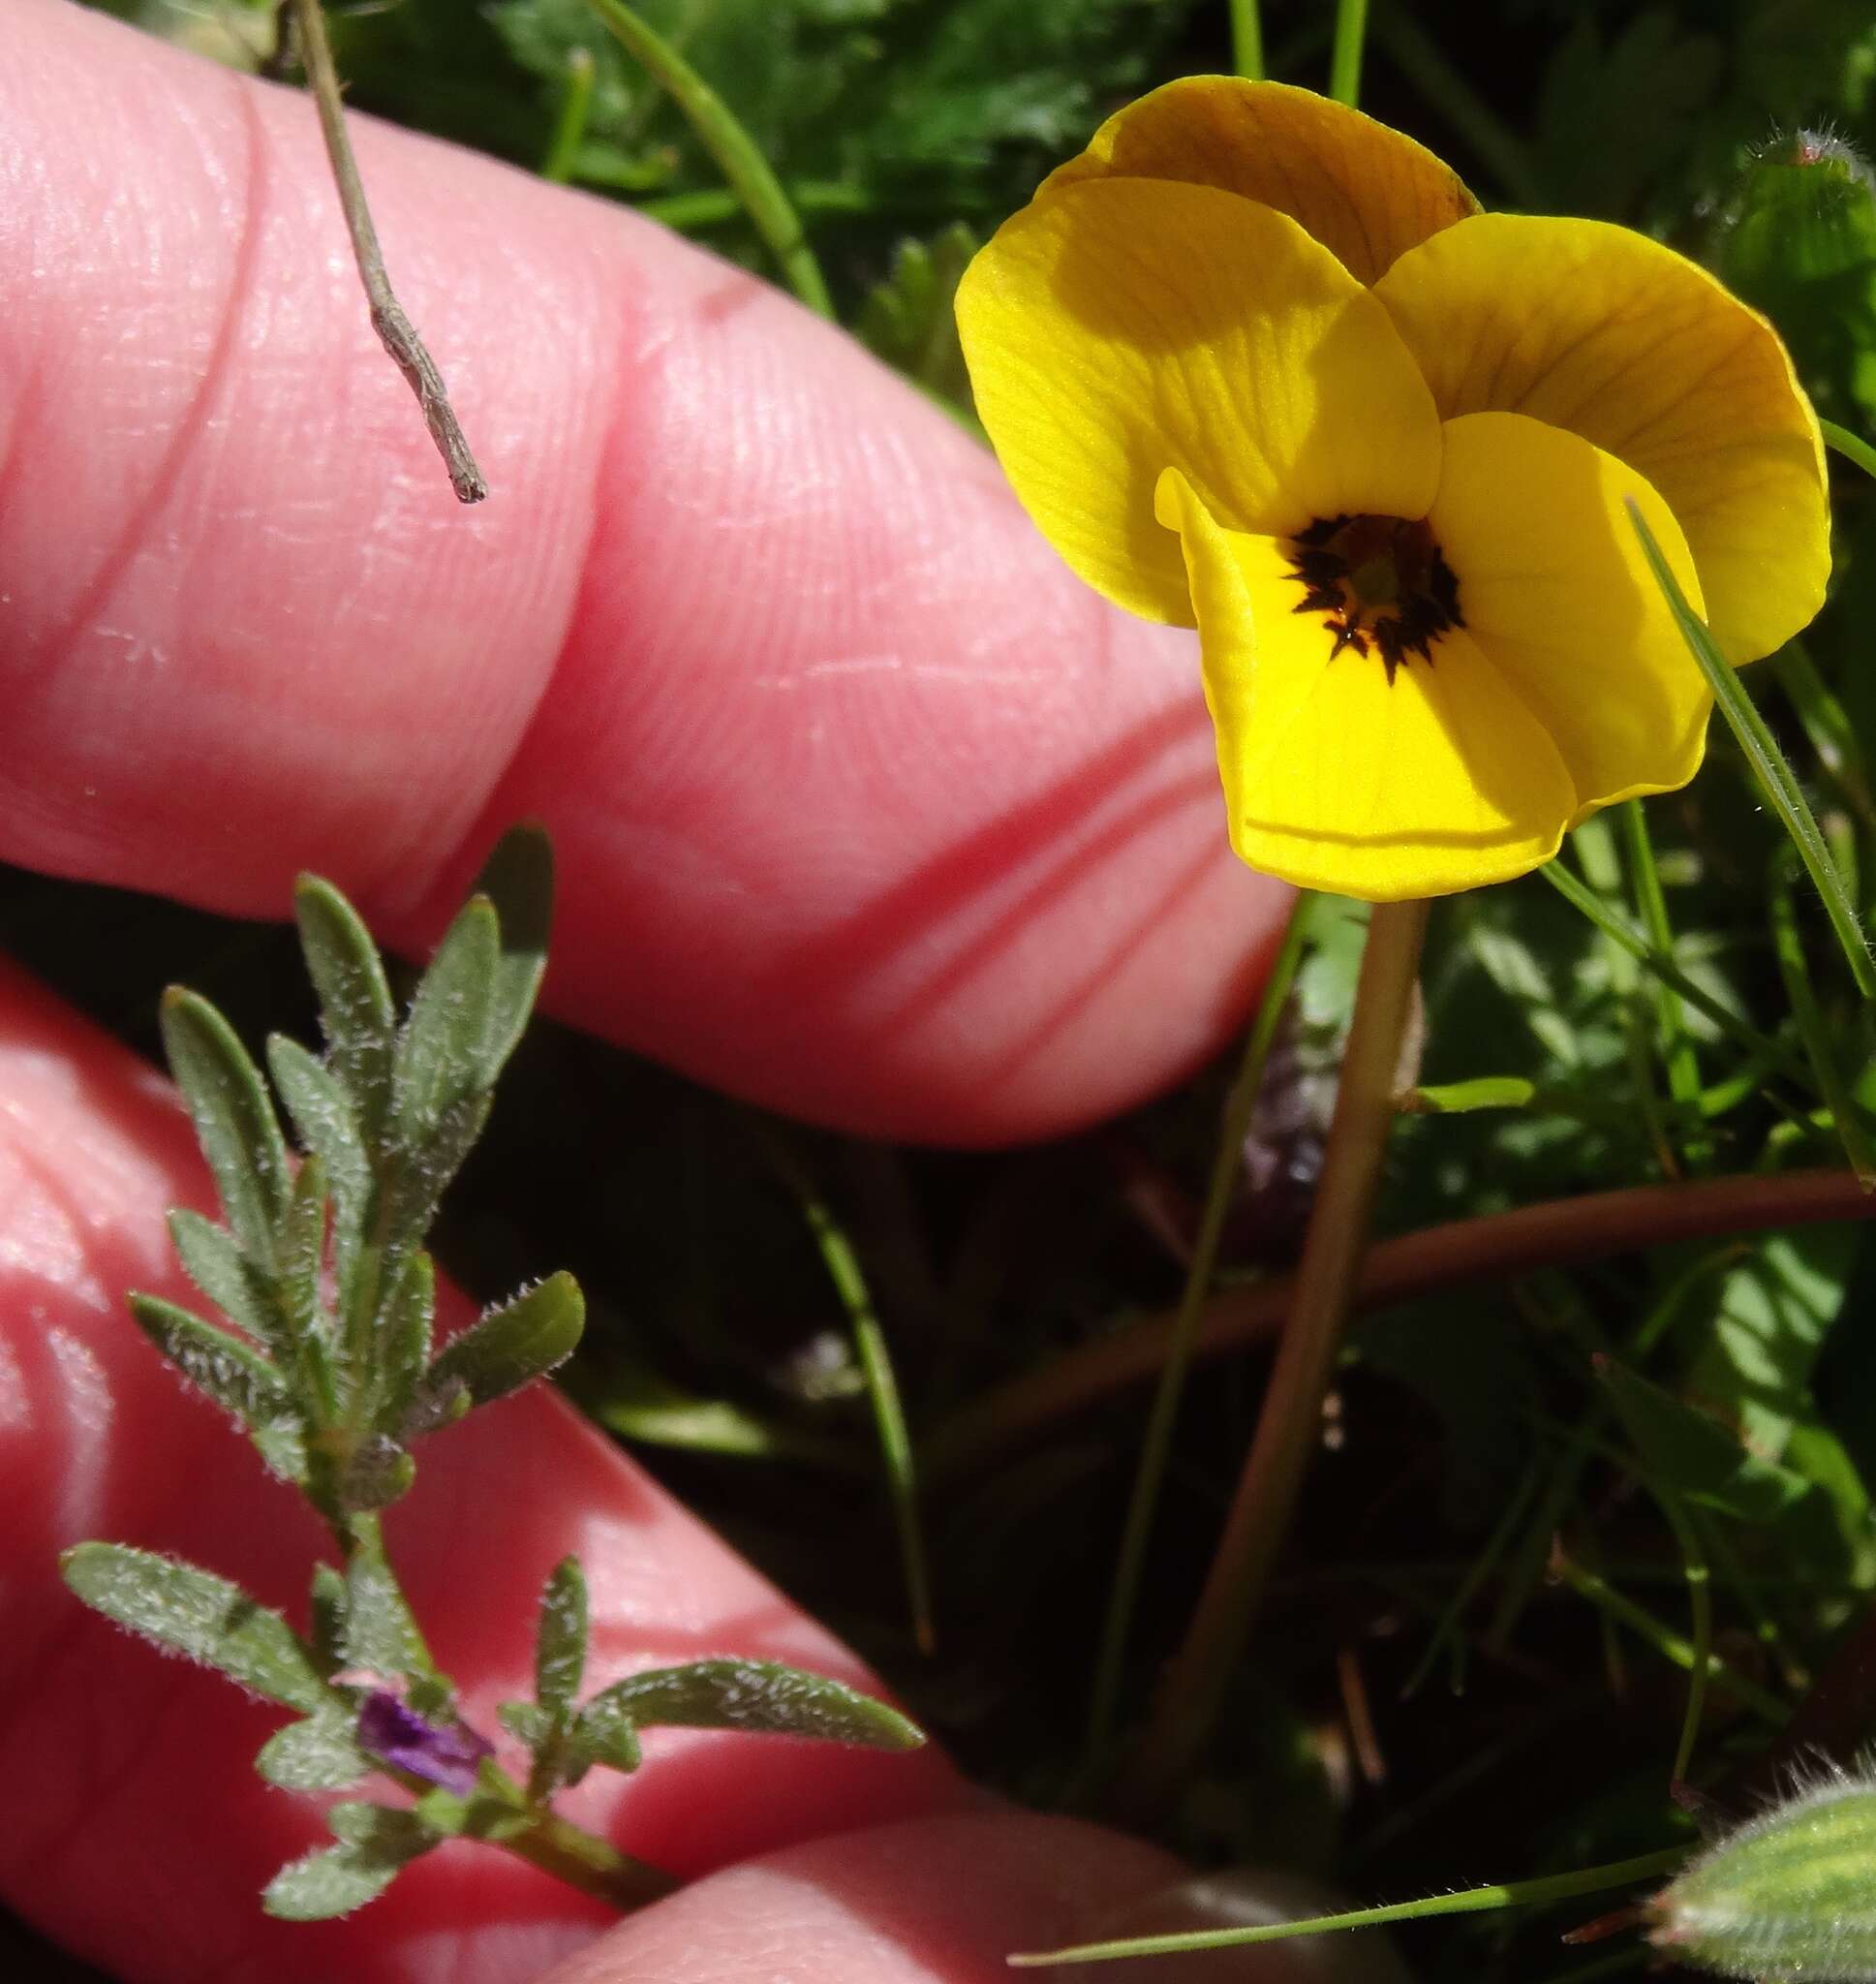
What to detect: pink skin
<box><xmin>0</xmin><ymin>2</ymin><xmax>1296</xmax><ymax>1977</ymax></box>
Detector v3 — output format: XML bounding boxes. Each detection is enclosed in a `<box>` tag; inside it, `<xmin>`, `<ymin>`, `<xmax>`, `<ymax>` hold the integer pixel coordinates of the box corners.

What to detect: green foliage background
<box><xmin>19</xmin><ymin>2</ymin><xmax>1876</xmax><ymax>1980</ymax></box>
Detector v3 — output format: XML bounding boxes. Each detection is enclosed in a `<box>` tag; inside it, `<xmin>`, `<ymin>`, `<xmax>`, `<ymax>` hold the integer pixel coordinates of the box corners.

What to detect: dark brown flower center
<box><xmin>1284</xmin><ymin>513</ymin><xmax>1463</xmax><ymax>684</ymax></box>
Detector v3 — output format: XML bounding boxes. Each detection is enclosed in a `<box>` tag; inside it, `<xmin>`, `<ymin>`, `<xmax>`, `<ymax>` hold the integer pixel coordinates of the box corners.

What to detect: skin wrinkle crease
<box><xmin>34</xmin><ymin>71</ymin><xmax>268</xmax><ymax>693</ymax></box>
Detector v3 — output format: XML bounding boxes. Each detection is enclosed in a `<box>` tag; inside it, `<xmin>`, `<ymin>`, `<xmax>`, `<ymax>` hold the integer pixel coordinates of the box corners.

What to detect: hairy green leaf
<box><xmin>578</xmin><ymin>1658</ymin><xmax>923</xmax><ymax>1751</ymax></box>
<box><xmin>167</xmin><ymin>1208</ymin><xmax>282</xmax><ymax>1350</ymax></box>
<box><xmin>161</xmin><ymin>988</ymin><xmax>291</xmax><ymax>1271</ymax></box>
<box><xmin>267</xmin><ymin>1035</ymin><xmax>373</xmax><ymax>1282</ymax></box>
<box><xmin>263</xmin><ymin>1806</ymin><xmax>441</xmax><ymax>1920</ymax></box>
<box><xmin>294</xmin><ymin>873</ymin><xmax>398</xmax><ymax>1137</ymax></box>
<box><xmin>61</xmin><ymin>1543</ymin><xmax>327</xmax><ymax>1713</ymax></box>
<box><xmin>128</xmin><ymin>1293</ymin><xmax>292</xmax><ymax>1429</ymax></box>
<box><xmin>257</xmin><ymin>1706</ymin><xmax>370</xmax><ymax>1791</ymax></box>
<box><xmin>535</xmin><ymin>1555</ymin><xmax>588</xmax><ymax>1716</ymax></box>
<box><xmin>391</xmin><ymin>898</ymin><xmax>500</xmax><ymax>1148</ymax></box>
<box><xmin>343</xmin><ymin>1538</ymin><xmax>429</xmax><ymax>1683</ymax></box>
<box><xmin>421</xmin><ymin>1271</ymin><xmax>584</xmax><ymax>1416</ymax></box>
<box><xmin>470</xmin><ymin>823</ymin><xmax>554</xmax><ymax>1087</ymax></box>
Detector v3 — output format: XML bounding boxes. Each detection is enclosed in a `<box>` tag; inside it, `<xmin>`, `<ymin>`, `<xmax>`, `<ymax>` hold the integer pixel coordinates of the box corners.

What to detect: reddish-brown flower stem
<box><xmin>925</xmin><ymin>1166</ymin><xmax>1876</xmax><ymax>1482</ymax></box>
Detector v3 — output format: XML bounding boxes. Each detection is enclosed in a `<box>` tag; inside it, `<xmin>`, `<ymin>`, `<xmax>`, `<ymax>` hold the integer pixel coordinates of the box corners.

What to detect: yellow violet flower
<box><xmin>956</xmin><ymin>79</ymin><xmax>1830</xmax><ymax>900</ymax></box>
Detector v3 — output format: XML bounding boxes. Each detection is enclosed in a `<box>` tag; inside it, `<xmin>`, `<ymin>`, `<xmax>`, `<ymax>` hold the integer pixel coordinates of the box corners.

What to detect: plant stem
<box><xmin>587</xmin><ymin>0</ymin><xmax>834</xmax><ymax>319</ymax></box>
<box><xmin>288</xmin><ymin>0</ymin><xmax>487</xmax><ymax>502</ymax></box>
<box><xmin>1230</xmin><ymin>0</ymin><xmax>1265</xmax><ymax>79</ymax></box>
<box><xmin>493</xmin><ymin>1804</ymin><xmax>678</xmax><ymax>1908</ymax></box>
<box><xmin>766</xmin><ymin>1132</ymin><xmax>934</xmax><ymax>1653</ymax></box>
<box><xmin>1768</xmin><ymin>852</ymin><xmax>1876</xmax><ymax>1186</ymax></box>
<box><xmin>1118</xmin><ymin>896</ymin><xmax>1429</xmax><ymax>1810</ymax></box>
<box><xmin>1329</xmin><ymin>0</ymin><xmax>1370</xmax><ymax>106</ymax></box>
<box><xmin>1010</xmin><ymin>1846</ymin><xmax>1689</xmax><ymax>1968</ymax></box>
<box><xmin>541</xmin><ymin>46</ymin><xmax>596</xmax><ymax>183</ymax></box>
<box><xmin>1822</xmin><ymin>417</ymin><xmax>1876</xmax><ymax>484</ymax></box>
<box><xmin>1619</xmin><ymin>802</ymin><xmax>1705</xmax><ymax>1169</ymax></box>
<box><xmin>925</xmin><ymin>1165</ymin><xmax>1876</xmax><ymax>1478</ymax></box>
<box><xmin>1552</xmin><ymin>1554</ymin><xmax>1789</xmax><ymax>1726</ymax></box>
<box><xmin>1085</xmin><ymin>891</ymin><xmax>1313</xmax><ymax>1761</ymax></box>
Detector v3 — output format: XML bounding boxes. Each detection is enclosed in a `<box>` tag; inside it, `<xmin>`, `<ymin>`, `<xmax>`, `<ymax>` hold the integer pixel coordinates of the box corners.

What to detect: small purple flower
<box><xmin>356</xmin><ymin>1690</ymin><xmax>493</xmax><ymax>1795</ymax></box>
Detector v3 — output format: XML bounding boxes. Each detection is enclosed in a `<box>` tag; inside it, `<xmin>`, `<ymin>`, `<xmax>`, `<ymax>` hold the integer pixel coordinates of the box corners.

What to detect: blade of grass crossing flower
<box><xmin>1627</xmin><ymin>501</ymin><xmax>1876</xmax><ymax>999</ymax></box>
<box><xmin>1769</xmin><ymin>853</ymin><xmax>1876</xmax><ymax>1186</ymax></box>
<box><xmin>1619</xmin><ymin>803</ymin><xmax>1707</xmax><ymax>1170</ymax></box>
<box><xmin>1230</xmin><ymin>0</ymin><xmax>1265</xmax><ymax>79</ymax></box>
<box><xmin>1329</xmin><ymin>0</ymin><xmax>1369</xmax><ymax>105</ymax></box>
<box><xmin>1007</xmin><ymin>1848</ymin><xmax>1690</xmax><ymax>1967</ymax></box>
<box><xmin>1538</xmin><ymin>862</ymin><xmax>1817</xmax><ymax>1097</ymax></box>
<box><xmin>540</xmin><ymin>46</ymin><xmax>595</xmax><ymax>183</ymax></box>
<box><xmin>763</xmin><ymin>1132</ymin><xmax>934</xmax><ymax>1653</ymax></box>
<box><xmin>585</xmin><ymin>0</ymin><xmax>833</xmax><ymax>320</ymax></box>
<box><xmin>1085</xmin><ymin>889</ymin><xmax>1314</xmax><ymax>1762</ymax></box>
<box><xmin>1821</xmin><ymin>417</ymin><xmax>1876</xmax><ymax>484</ymax></box>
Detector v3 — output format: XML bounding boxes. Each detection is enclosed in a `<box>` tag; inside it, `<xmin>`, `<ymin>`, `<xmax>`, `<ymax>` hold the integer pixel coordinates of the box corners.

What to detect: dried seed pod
<box><xmin>1647</xmin><ymin>1765</ymin><xmax>1876</xmax><ymax>1980</ymax></box>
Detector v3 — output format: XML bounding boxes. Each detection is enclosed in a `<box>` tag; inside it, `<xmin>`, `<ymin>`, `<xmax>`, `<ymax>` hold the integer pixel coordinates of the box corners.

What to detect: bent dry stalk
<box><xmin>286</xmin><ymin>0</ymin><xmax>487</xmax><ymax>502</ymax></box>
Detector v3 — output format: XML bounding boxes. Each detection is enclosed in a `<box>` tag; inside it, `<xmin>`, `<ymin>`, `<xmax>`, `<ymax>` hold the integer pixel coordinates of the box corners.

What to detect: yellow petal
<box><xmin>1429</xmin><ymin>413</ymin><xmax>1710</xmax><ymax>818</ymax></box>
<box><xmin>1157</xmin><ymin>471</ymin><xmax>1576</xmax><ymax>900</ymax></box>
<box><xmin>956</xmin><ymin>178</ymin><xmax>1442</xmax><ymax>626</ymax></box>
<box><xmin>1041</xmin><ymin>77</ymin><xmax>1479</xmax><ymax>286</ymax></box>
<box><xmin>1372</xmin><ymin>213</ymin><xmax>1829</xmax><ymax>664</ymax></box>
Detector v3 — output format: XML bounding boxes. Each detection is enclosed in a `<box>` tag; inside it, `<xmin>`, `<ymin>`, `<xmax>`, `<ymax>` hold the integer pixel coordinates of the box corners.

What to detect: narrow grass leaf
<box><xmin>1627</xmin><ymin>501</ymin><xmax>1876</xmax><ymax>999</ymax></box>
<box><xmin>1822</xmin><ymin>417</ymin><xmax>1876</xmax><ymax>483</ymax></box>
<box><xmin>61</xmin><ymin>1542</ymin><xmax>328</xmax><ymax>1713</ymax></box>
<box><xmin>1008</xmin><ymin>1848</ymin><xmax>1690</xmax><ymax>1966</ymax></box>
<box><xmin>1539</xmin><ymin>861</ymin><xmax>1815</xmax><ymax>1093</ymax></box>
<box><xmin>1769</xmin><ymin>855</ymin><xmax>1876</xmax><ymax>1186</ymax></box>
<box><xmin>160</xmin><ymin>988</ymin><xmax>291</xmax><ymax>1270</ymax></box>
<box><xmin>587</xmin><ymin>0</ymin><xmax>833</xmax><ymax>318</ymax></box>
<box><xmin>764</xmin><ymin>1131</ymin><xmax>934</xmax><ymax>1653</ymax></box>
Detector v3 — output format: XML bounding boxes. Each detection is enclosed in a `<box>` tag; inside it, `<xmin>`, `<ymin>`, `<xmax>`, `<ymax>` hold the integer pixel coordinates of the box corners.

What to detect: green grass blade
<box><xmin>1009</xmin><ymin>1848</ymin><xmax>1689</xmax><ymax>1966</ymax></box>
<box><xmin>1769</xmin><ymin>854</ymin><xmax>1876</xmax><ymax>1186</ymax></box>
<box><xmin>1627</xmin><ymin>501</ymin><xmax>1876</xmax><ymax>999</ymax></box>
<box><xmin>540</xmin><ymin>46</ymin><xmax>595</xmax><ymax>183</ymax></box>
<box><xmin>1619</xmin><ymin>802</ymin><xmax>1706</xmax><ymax>1166</ymax></box>
<box><xmin>586</xmin><ymin>0</ymin><xmax>833</xmax><ymax>319</ymax></box>
<box><xmin>1230</xmin><ymin>0</ymin><xmax>1265</xmax><ymax>78</ymax></box>
<box><xmin>1329</xmin><ymin>0</ymin><xmax>1369</xmax><ymax>104</ymax></box>
<box><xmin>1538</xmin><ymin>862</ymin><xmax>1815</xmax><ymax>1095</ymax></box>
<box><xmin>1821</xmin><ymin>417</ymin><xmax>1876</xmax><ymax>483</ymax></box>
<box><xmin>766</xmin><ymin>1133</ymin><xmax>934</xmax><ymax>1653</ymax></box>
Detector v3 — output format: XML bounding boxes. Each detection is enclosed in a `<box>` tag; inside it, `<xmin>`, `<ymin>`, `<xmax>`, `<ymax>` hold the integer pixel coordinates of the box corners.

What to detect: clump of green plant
<box><xmin>59</xmin><ymin>826</ymin><xmax>922</xmax><ymax>1921</ymax></box>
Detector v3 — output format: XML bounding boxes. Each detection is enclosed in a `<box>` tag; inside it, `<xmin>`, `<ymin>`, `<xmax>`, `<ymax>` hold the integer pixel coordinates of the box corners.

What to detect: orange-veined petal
<box><xmin>1040</xmin><ymin>77</ymin><xmax>1478</xmax><ymax>286</ymax></box>
<box><xmin>957</xmin><ymin>178</ymin><xmax>1442</xmax><ymax>626</ymax></box>
<box><xmin>1429</xmin><ymin>413</ymin><xmax>1710</xmax><ymax>820</ymax></box>
<box><xmin>1373</xmin><ymin>213</ymin><xmax>1828</xmax><ymax>664</ymax></box>
<box><xmin>1156</xmin><ymin>471</ymin><xmax>1575</xmax><ymax>899</ymax></box>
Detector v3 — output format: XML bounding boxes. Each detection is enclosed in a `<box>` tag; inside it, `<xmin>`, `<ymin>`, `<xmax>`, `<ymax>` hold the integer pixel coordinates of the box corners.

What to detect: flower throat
<box><xmin>1285</xmin><ymin>513</ymin><xmax>1463</xmax><ymax>684</ymax></box>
